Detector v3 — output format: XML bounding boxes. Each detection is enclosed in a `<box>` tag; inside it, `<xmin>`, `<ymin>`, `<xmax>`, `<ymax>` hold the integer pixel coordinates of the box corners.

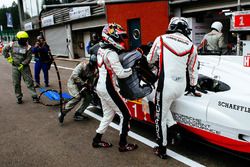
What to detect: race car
<box><xmin>124</xmin><ymin>55</ymin><xmax>250</xmax><ymax>155</ymax></box>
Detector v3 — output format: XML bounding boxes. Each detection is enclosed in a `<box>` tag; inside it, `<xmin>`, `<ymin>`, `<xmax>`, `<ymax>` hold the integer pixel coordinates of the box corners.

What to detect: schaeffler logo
<box><xmin>218</xmin><ymin>101</ymin><xmax>250</xmax><ymax>113</ymax></box>
<box><xmin>243</xmin><ymin>56</ymin><xmax>250</xmax><ymax>67</ymax></box>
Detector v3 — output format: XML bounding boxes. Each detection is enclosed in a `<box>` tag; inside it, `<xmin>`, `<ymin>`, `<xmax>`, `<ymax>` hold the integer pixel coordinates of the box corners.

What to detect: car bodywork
<box><xmin>125</xmin><ymin>55</ymin><xmax>250</xmax><ymax>154</ymax></box>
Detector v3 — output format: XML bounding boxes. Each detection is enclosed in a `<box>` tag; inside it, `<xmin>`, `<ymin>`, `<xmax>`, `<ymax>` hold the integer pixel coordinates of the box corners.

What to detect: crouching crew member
<box><xmin>58</xmin><ymin>55</ymin><xmax>98</xmax><ymax>123</ymax></box>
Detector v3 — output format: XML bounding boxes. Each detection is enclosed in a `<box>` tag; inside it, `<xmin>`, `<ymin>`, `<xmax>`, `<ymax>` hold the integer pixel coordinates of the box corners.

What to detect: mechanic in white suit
<box><xmin>198</xmin><ymin>21</ymin><xmax>226</xmax><ymax>53</ymax></box>
<box><xmin>147</xmin><ymin>17</ymin><xmax>200</xmax><ymax>159</ymax></box>
<box><xmin>92</xmin><ymin>23</ymin><xmax>138</xmax><ymax>152</ymax></box>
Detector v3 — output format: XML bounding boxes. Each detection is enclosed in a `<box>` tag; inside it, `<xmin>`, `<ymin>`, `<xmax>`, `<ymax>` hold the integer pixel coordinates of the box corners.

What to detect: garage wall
<box><xmin>106</xmin><ymin>1</ymin><xmax>169</xmax><ymax>45</ymax></box>
<box><xmin>44</xmin><ymin>25</ymin><xmax>68</xmax><ymax>57</ymax></box>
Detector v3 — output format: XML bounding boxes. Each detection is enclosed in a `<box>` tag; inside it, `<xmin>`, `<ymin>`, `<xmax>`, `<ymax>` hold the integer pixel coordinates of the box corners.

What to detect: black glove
<box><xmin>185</xmin><ymin>85</ymin><xmax>202</xmax><ymax>97</ymax></box>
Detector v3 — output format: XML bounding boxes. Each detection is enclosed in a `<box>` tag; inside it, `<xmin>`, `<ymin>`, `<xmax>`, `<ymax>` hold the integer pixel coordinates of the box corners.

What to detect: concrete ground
<box><xmin>0</xmin><ymin>55</ymin><xmax>249</xmax><ymax>167</ymax></box>
<box><xmin>0</xmin><ymin>56</ymin><xmax>186</xmax><ymax>167</ymax></box>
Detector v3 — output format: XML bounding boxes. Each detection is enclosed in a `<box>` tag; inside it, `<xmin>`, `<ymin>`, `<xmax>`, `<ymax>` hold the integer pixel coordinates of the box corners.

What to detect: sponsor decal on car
<box><xmin>173</xmin><ymin>113</ymin><xmax>220</xmax><ymax>134</ymax></box>
<box><xmin>218</xmin><ymin>101</ymin><xmax>250</xmax><ymax>113</ymax></box>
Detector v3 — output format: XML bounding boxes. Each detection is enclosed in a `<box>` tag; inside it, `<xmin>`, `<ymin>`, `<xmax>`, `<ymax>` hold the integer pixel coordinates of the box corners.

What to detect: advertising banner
<box><xmin>6</xmin><ymin>13</ymin><xmax>13</xmax><ymax>28</ymax></box>
<box><xmin>69</xmin><ymin>6</ymin><xmax>91</xmax><ymax>20</ymax></box>
<box><xmin>42</xmin><ymin>15</ymin><xmax>54</xmax><ymax>27</ymax></box>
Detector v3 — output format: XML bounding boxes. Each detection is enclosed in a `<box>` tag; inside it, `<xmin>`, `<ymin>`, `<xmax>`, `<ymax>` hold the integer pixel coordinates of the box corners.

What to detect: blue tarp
<box><xmin>39</xmin><ymin>88</ymin><xmax>72</xmax><ymax>101</ymax></box>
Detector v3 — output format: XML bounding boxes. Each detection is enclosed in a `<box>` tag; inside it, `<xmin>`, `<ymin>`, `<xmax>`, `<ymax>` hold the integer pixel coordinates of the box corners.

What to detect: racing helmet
<box><xmin>16</xmin><ymin>31</ymin><xmax>29</xmax><ymax>46</ymax></box>
<box><xmin>101</xmin><ymin>23</ymin><xmax>127</xmax><ymax>50</ymax></box>
<box><xmin>211</xmin><ymin>21</ymin><xmax>223</xmax><ymax>32</ymax></box>
<box><xmin>168</xmin><ymin>17</ymin><xmax>192</xmax><ymax>36</ymax></box>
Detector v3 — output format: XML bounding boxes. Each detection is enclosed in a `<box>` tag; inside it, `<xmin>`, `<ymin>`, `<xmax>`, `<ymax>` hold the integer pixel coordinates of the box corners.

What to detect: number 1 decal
<box><xmin>132</xmin><ymin>104</ymin><xmax>137</xmax><ymax>117</ymax></box>
<box><xmin>239</xmin><ymin>16</ymin><xmax>244</xmax><ymax>26</ymax></box>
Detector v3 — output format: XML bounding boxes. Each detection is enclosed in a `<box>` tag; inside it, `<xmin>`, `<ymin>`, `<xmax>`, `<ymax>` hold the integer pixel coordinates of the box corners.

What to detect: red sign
<box><xmin>243</xmin><ymin>56</ymin><xmax>250</xmax><ymax>67</ymax></box>
<box><xmin>234</xmin><ymin>14</ymin><xmax>250</xmax><ymax>28</ymax></box>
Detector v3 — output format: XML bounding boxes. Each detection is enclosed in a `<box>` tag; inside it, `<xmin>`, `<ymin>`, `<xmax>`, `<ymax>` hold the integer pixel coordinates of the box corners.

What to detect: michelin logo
<box><xmin>218</xmin><ymin>101</ymin><xmax>250</xmax><ymax>113</ymax></box>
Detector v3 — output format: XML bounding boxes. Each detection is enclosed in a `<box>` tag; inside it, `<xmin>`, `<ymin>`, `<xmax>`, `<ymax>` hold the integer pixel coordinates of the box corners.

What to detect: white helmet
<box><xmin>168</xmin><ymin>17</ymin><xmax>191</xmax><ymax>36</ymax></box>
<box><xmin>211</xmin><ymin>21</ymin><xmax>223</xmax><ymax>32</ymax></box>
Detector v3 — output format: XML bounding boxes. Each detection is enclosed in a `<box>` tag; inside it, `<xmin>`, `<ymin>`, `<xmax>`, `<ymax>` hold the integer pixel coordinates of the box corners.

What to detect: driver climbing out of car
<box><xmin>147</xmin><ymin>17</ymin><xmax>201</xmax><ymax>159</ymax></box>
<box><xmin>92</xmin><ymin>23</ymin><xmax>138</xmax><ymax>152</ymax></box>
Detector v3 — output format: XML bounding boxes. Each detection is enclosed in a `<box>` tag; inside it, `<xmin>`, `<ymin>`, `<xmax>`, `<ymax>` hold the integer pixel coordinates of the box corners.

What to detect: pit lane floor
<box><xmin>0</xmin><ymin>56</ymin><xmax>249</xmax><ymax>167</ymax></box>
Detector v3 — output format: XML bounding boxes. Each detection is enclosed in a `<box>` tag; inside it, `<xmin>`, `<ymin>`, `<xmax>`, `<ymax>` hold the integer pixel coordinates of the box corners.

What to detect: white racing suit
<box><xmin>147</xmin><ymin>32</ymin><xmax>199</xmax><ymax>147</ymax></box>
<box><xmin>95</xmin><ymin>47</ymin><xmax>132</xmax><ymax>145</ymax></box>
<box><xmin>200</xmin><ymin>30</ymin><xmax>225</xmax><ymax>53</ymax></box>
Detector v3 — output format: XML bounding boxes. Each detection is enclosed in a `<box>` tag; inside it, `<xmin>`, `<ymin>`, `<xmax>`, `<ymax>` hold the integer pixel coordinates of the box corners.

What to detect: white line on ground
<box><xmin>55</xmin><ymin>65</ymin><xmax>75</xmax><ymax>71</ymax></box>
<box><xmin>31</xmin><ymin>61</ymin><xmax>75</xmax><ymax>71</ymax></box>
<box><xmin>85</xmin><ymin>109</ymin><xmax>205</xmax><ymax>167</ymax></box>
<box><xmin>57</xmin><ymin>65</ymin><xmax>206</xmax><ymax>167</ymax></box>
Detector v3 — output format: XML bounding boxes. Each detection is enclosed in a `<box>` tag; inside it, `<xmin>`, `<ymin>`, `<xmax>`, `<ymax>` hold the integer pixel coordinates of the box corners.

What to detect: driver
<box><xmin>147</xmin><ymin>17</ymin><xmax>200</xmax><ymax>159</ymax></box>
<box><xmin>92</xmin><ymin>23</ymin><xmax>138</xmax><ymax>152</ymax></box>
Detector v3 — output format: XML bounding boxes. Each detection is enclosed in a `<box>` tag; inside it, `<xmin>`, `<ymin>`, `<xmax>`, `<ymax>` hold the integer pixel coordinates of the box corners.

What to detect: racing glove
<box><xmin>18</xmin><ymin>64</ymin><xmax>24</xmax><ymax>71</ymax></box>
<box><xmin>185</xmin><ymin>85</ymin><xmax>202</xmax><ymax>97</ymax></box>
<box><xmin>7</xmin><ymin>56</ymin><xmax>14</xmax><ymax>64</ymax></box>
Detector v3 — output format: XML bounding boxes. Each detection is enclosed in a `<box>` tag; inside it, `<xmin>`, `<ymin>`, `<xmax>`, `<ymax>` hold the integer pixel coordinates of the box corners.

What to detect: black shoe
<box><xmin>73</xmin><ymin>113</ymin><xmax>88</xmax><ymax>121</ymax></box>
<box><xmin>92</xmin><ymin>141</ymin><xmax>113</xmax><ymax>148</ymax></box>
<box><xmin>17</xmin><ymin>98</ymin><xmax>23</xmax><ymax>104</ymax></box>
<box><xmin>153</xmin><ymin>146</ymin><xmax>168</xmax><ymax>159</ymax></box>
<box><xmin>119</xmin><ymin>143</ymin><xmax>138</xmax><ymax>152</ymax></box>
<box><xmin>45</xmin><ymin>84</ymin><xmax>49</xmax><ymax>87</ymax></box>
<box><xmin>32</xmin><ymin>97</ymin><xmax>39</xmax><ymax>103</ymax></box>
<box><xmin>58</xmin><ymin>112</ymin><xmax>65</xmax><ymax>124</ymax></box>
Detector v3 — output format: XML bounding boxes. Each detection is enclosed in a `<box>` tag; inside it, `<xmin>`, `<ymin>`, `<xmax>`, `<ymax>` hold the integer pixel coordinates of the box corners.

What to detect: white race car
<box><xmin>126</xmin><ymin>55</ymin><xmax>250</xmax><ymax>155</ymax></box>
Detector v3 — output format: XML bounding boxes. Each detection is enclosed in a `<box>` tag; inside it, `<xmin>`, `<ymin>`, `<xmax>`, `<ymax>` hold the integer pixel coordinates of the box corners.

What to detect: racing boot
<box><xmin>119</xmin><ymin>143</ymin><xmax>138</xmax><ymax>152</ymax></box>
<box><xmin>153</xmin><ymin>146</ymin><xmax>168</xmax><ymax>159</ymax></box>
<box><xmin>17</xmin><ymin>98</ymin><xmax>23</xmax><ymax>104</ymax></box>
<box><xmin>118</xmin><ymin>134</ymin><xmax>138</xmax><ymax>152</ymax></box>
<box><xmin>73</xmin><ymin>112</ymin><xmax>88</xmax><ymax>121</ymax></box>
<box><xmin>92</xmin><ymin>133</ymin><xmax>112</xmax><ymax>148</ymax></box>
